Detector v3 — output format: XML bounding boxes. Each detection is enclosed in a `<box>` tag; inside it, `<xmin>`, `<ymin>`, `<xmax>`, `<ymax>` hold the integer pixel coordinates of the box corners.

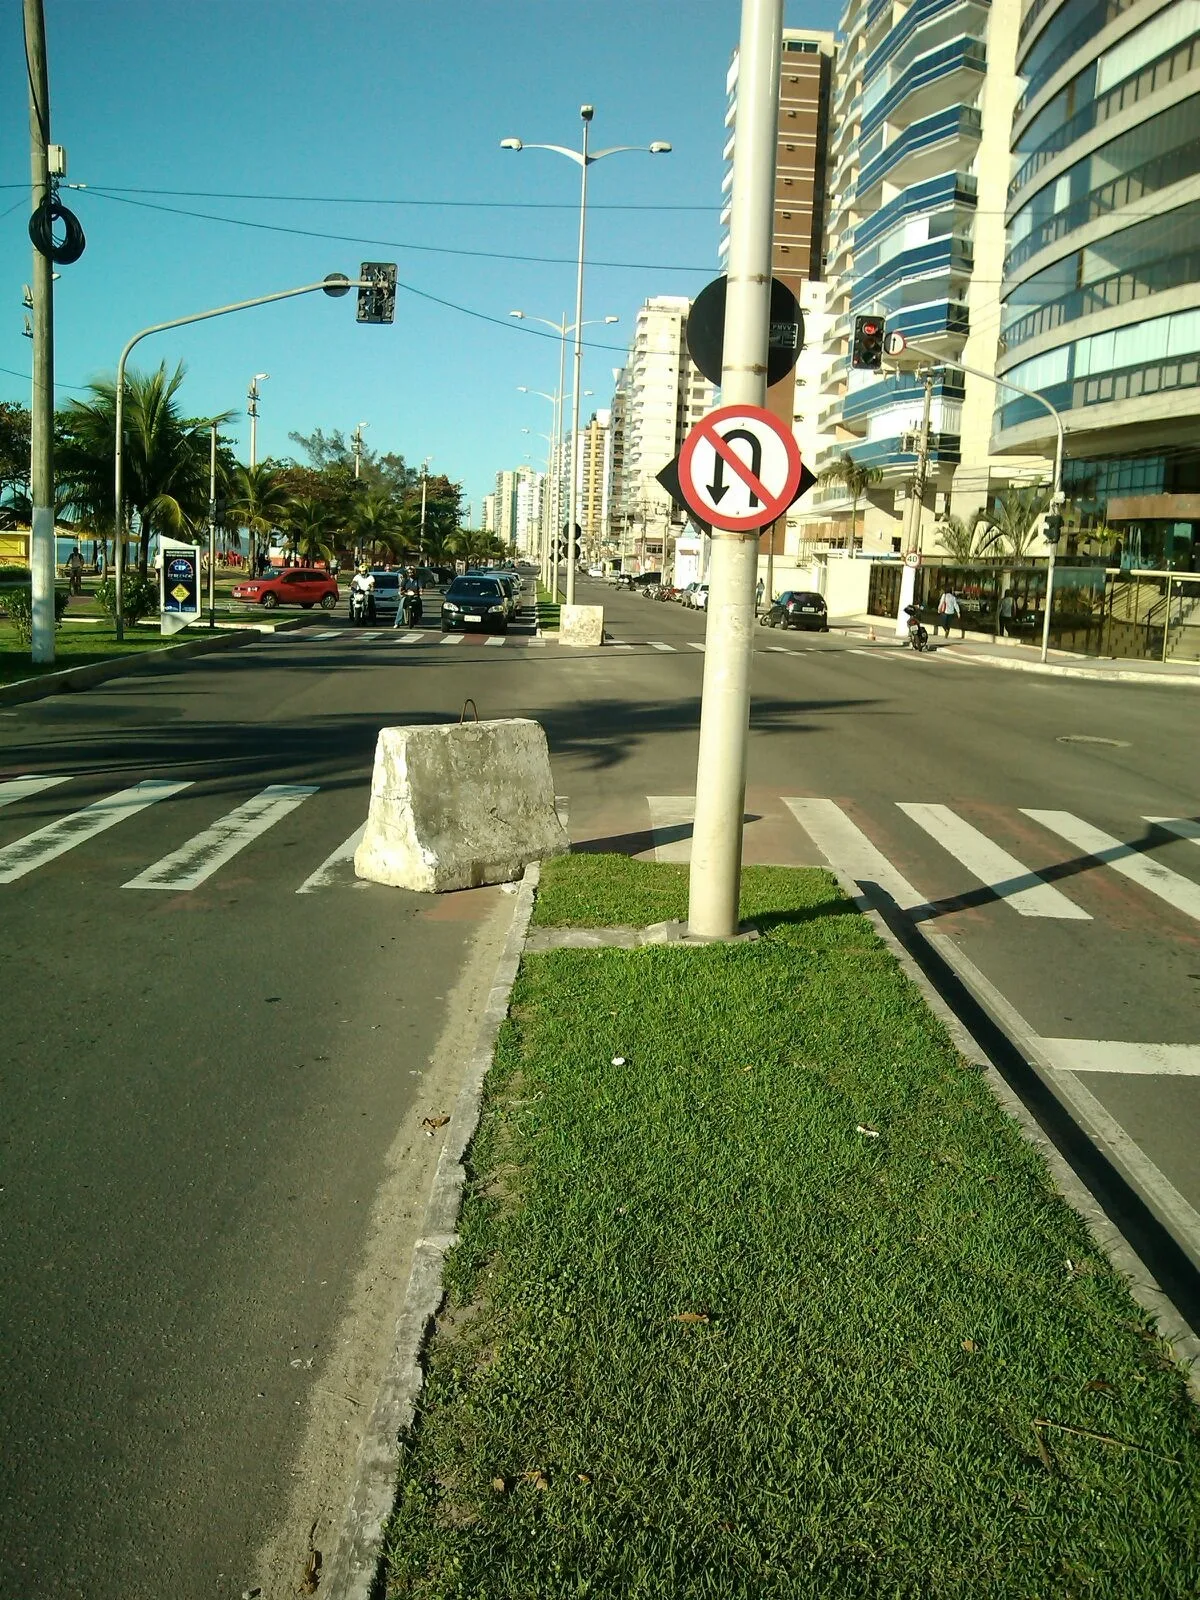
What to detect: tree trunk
<box><xmin>139</xmin><ymin>512</ymin><xmax>151</xmax><ymax>576</ymax></box>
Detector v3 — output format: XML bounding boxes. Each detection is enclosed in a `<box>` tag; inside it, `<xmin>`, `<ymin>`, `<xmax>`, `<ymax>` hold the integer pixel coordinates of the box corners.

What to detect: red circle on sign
<box><xmin>678</xmin><ymin>403</ymin><xmax>803</xmax><ymax>532</ymax></box>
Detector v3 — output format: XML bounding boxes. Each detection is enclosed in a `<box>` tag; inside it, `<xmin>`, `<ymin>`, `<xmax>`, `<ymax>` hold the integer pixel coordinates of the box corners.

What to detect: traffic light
<box><xmin>1043</xmin><ymin>512</ymin><xmax>1064</xmax><ymax>543</ymax></box>
<box><xmin>851</xmin><ymin>314</ymin><xmax>885</xmax><ymax>371</ymax></box>
<box><xmin>357</xmin><ymin>261</ymin><xmax>397</xmax><ymax>325</ymax></box>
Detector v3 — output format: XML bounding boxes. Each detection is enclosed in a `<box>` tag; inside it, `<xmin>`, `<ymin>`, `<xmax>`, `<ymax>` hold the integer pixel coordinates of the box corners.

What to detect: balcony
<box><xmin>860</xmin><ymin>38</ymin><xmax>986</xmax><ymax>143</ymax></box>
<box><xmin>885</xmin><ymin>299</ymin><xmax>971</xmax><ymax>344</ymax></box>
<box><xmin>851</xmin><ymin>235</ymin><xmax>974</xmax><ymax>311</ymax></box>
<box><xmin>841</xmin><ymin>370</ymin><xmax>966</xmax><ymax>425</ymax></box>
<box><xmin>864</xmin><ymin>0</ymin><xmax>990</xmax><ymax>84</ymax></box>
<box><xmin>854</xmin><ymin>171</ymin><xmax>976</xmax><ymax>253</ymax></box>
<box><xmin>857</xmin><ymin>105</ymin><xmax>982</xmax><ymax>200</ymax></box>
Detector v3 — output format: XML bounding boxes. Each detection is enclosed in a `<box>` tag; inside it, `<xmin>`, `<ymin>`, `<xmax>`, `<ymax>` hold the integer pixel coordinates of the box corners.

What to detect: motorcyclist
<box><xmin>397</xmin><ymin>565</ymin><xmax>423</xmax><ymax>628</ymax></box>
<box><xmin>349</xmin><ymin>563</ymin><xmax>376</xmax><ymax>624</ymax></box>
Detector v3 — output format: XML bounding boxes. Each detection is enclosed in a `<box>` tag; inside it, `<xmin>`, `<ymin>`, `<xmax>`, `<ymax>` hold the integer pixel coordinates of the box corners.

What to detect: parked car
<box><xmin>231</xmin><ymin>567</ymin><xmax>339</xmax><ymax>610</ymax></box>
<box><xmin>441</xmin><ymin>575</ymin><xmax>510</xmax><ymax>633</ymax></box>
<box><xmin>632</xmin><ymin>571</ymin><xmax>662</xmax><ymax>592</ymax></box>
<box><xmin>693</xmin><ymin>583</ymin><xmax>710</xmax><ymax>611</ymax></box>
<box><xmin>679</xmin><ymin>582</ymin><xmax>700</xmax><ymax>607</ymax></box>
<box><xmin>587</xmin><ymin>564</ymin><xmax>604</xmax><ymax>578</ymax></box>
<box><xmin>760</xmin><ymin>590</ymin><xmax>829</xmax><ymax>631</ymax></box>
<box><xmin>468</xmin><ymin>569</ymin><xmax>518</xmax><ymax>617</ymax></box>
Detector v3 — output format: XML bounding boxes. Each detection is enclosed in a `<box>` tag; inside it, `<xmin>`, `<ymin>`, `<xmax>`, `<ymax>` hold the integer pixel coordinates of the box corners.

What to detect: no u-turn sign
<box><xmin>678</xmin><ymin>403</ymin><xmax>804</xmax><ymax>532</ymax></box>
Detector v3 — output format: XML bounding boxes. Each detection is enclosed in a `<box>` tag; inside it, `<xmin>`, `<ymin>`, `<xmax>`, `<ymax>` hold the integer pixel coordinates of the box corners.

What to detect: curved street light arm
<box><xmin>512</xmin><ymin>141</ymin><xmax>585</xmax><ymax>166</ymax></box>
<box><xmin>113</xmin><ymin>277</ymin><xmax>371</xmax><ymax>639</ymax></box>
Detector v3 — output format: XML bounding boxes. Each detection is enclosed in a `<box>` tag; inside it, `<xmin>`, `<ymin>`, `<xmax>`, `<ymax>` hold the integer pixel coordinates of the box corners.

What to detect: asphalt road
<box><xmin>2</xmin><ymin>571</ymin><xmax>1198</xmax><ymax>1595</ymax></box>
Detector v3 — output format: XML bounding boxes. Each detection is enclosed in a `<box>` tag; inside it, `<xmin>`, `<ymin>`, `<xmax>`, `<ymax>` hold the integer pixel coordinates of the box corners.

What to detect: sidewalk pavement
<box><xmin>836</xmin><ymin>619</ymin><xmax>1200</xmax><ymax>685</ymax></box>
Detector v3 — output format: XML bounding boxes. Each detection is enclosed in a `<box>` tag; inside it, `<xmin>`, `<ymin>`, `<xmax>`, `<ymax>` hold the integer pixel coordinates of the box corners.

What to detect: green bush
<box><xmin>1</xmin><ymin>584</ymin><xmax>70</xmax><ymax>645</ymax></box>
<box><xmin>94</xmin><ymin>573</ymin><xmax>159</xmax><ymax>626</ymax></box>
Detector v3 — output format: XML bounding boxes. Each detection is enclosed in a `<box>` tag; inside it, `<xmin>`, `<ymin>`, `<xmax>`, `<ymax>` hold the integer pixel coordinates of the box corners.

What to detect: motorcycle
<box><xmin>349</xmin><ymin>587</ymin><xmax>375</xmax><ymax>626</ymax></box>
<box><xmin>903</xmin><ymin>604</ymin><xmax>929</xmax><ymax>652</ymax></box>
<box><xmin>399</xmin><ymin>589</ymin><xmax>423</xmax><ymax>627</ymax></box>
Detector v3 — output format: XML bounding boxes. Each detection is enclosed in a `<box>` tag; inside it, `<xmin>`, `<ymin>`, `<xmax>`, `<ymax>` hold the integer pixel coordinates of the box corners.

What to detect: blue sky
<box><xmin>3</xmin><ymin>0</ymin><xmax>838</xmax><ymax>516</ymax></box>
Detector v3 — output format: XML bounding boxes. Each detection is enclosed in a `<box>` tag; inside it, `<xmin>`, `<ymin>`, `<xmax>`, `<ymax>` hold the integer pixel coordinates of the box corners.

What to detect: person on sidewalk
<box><xmin>755</xmin><ymin>576</ymin><xmax>765</xmax><ymax>613</ymax></box>
<box><xmin>999</xmin><ymin>590</ymin><xmax>1014</xmax><ymax>636</ymax></box>
<box><xmin>937</xmin><ymin>586</ymin><xmax>964</xmax><ymax>638</ymax></box>
<box><xmin>67</xmin><ymin>547</ymin><xmax>84</xmax><ymax>595</ymax></box>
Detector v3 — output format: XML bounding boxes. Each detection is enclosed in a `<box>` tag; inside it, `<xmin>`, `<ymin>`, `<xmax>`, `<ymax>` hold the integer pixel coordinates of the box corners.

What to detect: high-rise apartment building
<box><xmin>607</xmin><ymin>296</ymin><xmax>716</xmax><ymax>571</ymax></box>
<box><xmin>816</xmin><ymin>0</ymin><xmax>1046</xmax><ymax>550</ymax></box>
<box><xmin>721</xmin><ymin>28</ymin><xmax>836</xmax><ymax>565</ymax></box>
<box><xmin>994</xmin><ymin>0</ymin><xmax>1200</xmax><ymax>568</ymax></box>
<box><xmin>492</xmin><ymin>466</ymin><xmax>541</xmax><ymax>552</ymax></box>
<box><xmin>576</xmin><ymin>410</ymin><xmax>612</xmax><ymax>561</ymax></box>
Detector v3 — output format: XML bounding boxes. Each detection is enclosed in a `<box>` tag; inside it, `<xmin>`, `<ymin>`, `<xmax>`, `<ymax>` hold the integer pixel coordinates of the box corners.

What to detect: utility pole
<box><xmin>209</xmin><ymin>425</ymin><xmax>219</xmax><ymax>630</ymax></box>
<box><xmin>419</xmin><ymin>457</ymin><xmax>431</xmax><ymax>556</ymax></box>
<box><xmin>247</xmin><ymin>372</ymin><xmax>268</xmax><ymax>469</ymax></box>
<box><xmin>24</xmin><ymin>0</ymin><xmax>55</xmax><ymax>664</ymax></box>
<box><xmin>687</xmin><ymin>0</ymin><xmax>783</xmax><ymax>940</ymax></box>
<box><xmin>904</xmin><ymin>368</ymin><xmax>935</xmax><ymax>554</ymax></box>
<box><xmin>352</xmin><ymin>420</ymin><xmax>368</xmax><ymax>480</ymax></box>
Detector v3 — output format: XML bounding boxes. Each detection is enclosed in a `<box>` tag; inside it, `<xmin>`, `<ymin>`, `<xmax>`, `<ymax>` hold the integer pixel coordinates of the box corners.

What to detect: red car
<box><xmin>231</xmin><ymin>567</ymin><xmax>339</xmax><ymax>611</ymax></box>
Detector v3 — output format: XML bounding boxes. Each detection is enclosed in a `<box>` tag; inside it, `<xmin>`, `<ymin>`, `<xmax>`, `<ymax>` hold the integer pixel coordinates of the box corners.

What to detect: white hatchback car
<box><xmin>693</xmin><ymin>583</ymin><xmax>710</xmax><ymax>610</ymax></box>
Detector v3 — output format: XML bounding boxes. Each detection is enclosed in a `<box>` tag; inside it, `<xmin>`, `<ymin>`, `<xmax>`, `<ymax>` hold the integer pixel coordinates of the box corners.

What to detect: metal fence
<box><xmin>867</xmin><ymin>561</ymin><xmax>1200</xmax><ymax>662</ymax></box>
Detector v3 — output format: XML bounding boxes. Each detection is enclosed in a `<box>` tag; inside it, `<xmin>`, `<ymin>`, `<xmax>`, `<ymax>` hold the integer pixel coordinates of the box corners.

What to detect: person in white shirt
<box><xmin>937</xmin><ymin>586</ymin><xmax>963</xmax><ymax>638</ymax></box>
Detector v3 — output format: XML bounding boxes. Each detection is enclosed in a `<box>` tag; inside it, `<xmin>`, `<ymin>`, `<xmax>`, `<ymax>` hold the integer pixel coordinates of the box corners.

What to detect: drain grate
<box><xmin>1056</xmin><ymin>735</ymin><xmax>1130</xmax><ymax>747</ymax></box>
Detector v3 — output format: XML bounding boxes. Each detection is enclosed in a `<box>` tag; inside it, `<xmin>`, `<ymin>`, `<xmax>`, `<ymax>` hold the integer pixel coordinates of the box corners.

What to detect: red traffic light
<box><xmin>861</xmin><ymin>318</ymin><xmax>881</xmax><ymax>334</ymax></box>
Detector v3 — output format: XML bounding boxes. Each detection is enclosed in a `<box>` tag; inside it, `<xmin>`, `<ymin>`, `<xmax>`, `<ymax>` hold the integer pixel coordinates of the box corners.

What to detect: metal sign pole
<box><xmin>686</xmin><ymin>0</ymin><xmax>783</xmax><ymax>940</ymax></box>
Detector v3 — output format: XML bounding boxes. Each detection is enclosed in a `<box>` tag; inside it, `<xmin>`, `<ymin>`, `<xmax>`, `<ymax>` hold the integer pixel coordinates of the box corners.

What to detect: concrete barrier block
<box><xmin>560</xmin><ymin>604</ymin><xmax>605</xmax><ymax>648</ymax></box>
<box><xmin>354</xmin><ymin>718</ymin><xmax>570</xmax><ymax>893</ymax></box>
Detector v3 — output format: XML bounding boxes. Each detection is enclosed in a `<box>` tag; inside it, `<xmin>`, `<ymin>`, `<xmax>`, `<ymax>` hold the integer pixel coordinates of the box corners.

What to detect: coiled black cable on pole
<box><xmin>29</xmin><ymin>193</ymin><xmax>85</xmax><ymax>265</ymax></box>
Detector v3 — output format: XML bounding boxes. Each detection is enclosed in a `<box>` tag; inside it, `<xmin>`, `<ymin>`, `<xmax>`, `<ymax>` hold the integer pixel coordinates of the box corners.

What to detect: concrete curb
<box><xmin>831</xmin><ymin>869</ymin><xmax>1200</xmax><ymax>1402</ymax></box>
<box><xmin>322</xmin><ymin>863</ymin><xmax>540</xmax><ymax>1600</ymax></box>
<box><xmin>0</xmin><ymin>616</ymin><xmax>312</xmax><ymax>706</ymax></box>
<box><xmin>936</xmin><ymin>647</ymin><xmax>1200</xmax><ymax>686</ymax></box>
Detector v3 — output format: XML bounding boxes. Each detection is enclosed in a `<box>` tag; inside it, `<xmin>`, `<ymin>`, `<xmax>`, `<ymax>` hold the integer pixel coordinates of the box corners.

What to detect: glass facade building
<box><xmin>995</xmin><ymin>0</ymin><xmax>1200</xmax><ymax>568</ymax></box>
<box><xmin>814</xmin><ymin>0</ymin><xmax>1042</xmax><ymax>549</ymax></box>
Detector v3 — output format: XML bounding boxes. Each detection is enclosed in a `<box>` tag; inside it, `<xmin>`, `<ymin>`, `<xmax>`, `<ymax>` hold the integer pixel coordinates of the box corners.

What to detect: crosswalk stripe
<box><xmin>439</xmin><ymin>633</ymin><xmax>465</xmax><ymax>646</ymax></box>
<box><xmin>124</xmin><ymin>784</ymin><xmax>319</xmax><ymax>891</ymax></box>
<box><xmin>898</xmin><ymin>802</ymin><xmax>1091</xmax><ymax>919</ymax></box>
<box><xmin>648</xmin><ymin>641</ymin><xmax>676</xmax><ymax>652</ymax></box>
<box><xmin>1023</xmin><ymin>809</ymin><xmax>1200</xmax><ymax>926</ymax></box>
<box><xmin>764</xmin><ymin>645</ymin><xmax>791</xmax><ymax>653</ymax></box>
<box><xmin>0</xmin><ymin>774</ymin><xmax>72</xmax><ymax>809</ymax></box>
<box><xmin>485</xmin><ymin>636</ymin><xmax>506</xmax><ymax>647</ymax></box>
<box><xmin>311</xmin><ymin>629</ymin><xmax>341</xmax><ymax>640</ymax></box>
<box><xmin>0</xmin><ymin>780</ymin><xmax>191</xmax><ymax>885</ymax></box>
<box><xmin>1145</xmin><ymin>817</ymin><xmax>1200</xmax><ymax>848</ymax></box>
<box><xmin>296</xmin><ymin>823</ymin><xmax>367</xmax><ymax>894</ymax></box>
<box><xmin>527</xmin><ymin>638</ymin><xmax>546</xmax><ymax>648</ymax></box>
<box><xmin>783</xmin><ymin>798</ymin><xmax>927</xmax><ymax>911</ymax></box>
<box><xmin>390</xmin><ymin>631</ymin><xmax>427</xmax><ymax>644</ymax></box>
<box><xmin>612</xmin><ymin>643</ymin><xmax>635</xmax><ymax>651</ymax></box>
<box><xmin>687</xmin><ymin>641</ymin><xmax>705</xmax><ymax>652</ymax></box>
<box><xmin>646</xmin><ymin>796</ymin><xmax>694</xmax><ymax>863</ymax></box>
<box><xmin>356</xmin><ymin>631</ymin><xmax>383</xmax><ymax>641</ymax></box>
<box><xmin>1039</xmin><ymin>1039</ymin><xmax>1200</xmax><ymax>1076</ymax></box>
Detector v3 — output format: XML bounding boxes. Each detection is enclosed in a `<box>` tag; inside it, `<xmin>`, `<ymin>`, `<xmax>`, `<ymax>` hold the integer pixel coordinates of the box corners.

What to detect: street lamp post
<box><xmin>518</xmin><ymin>387</ymin><xmax>556</xmax><ymax>578</ymax></box>
<box><xmin>352</xmin><ymin>420</ymin><xmax>369</xmax><ymax>480</ymax></box>
<box><xmin>419</xmin><ymin>456</ymin><xmax>432</xmax><ymax>556</ymax></box>
<box><xmin>502</xmin><ymin>110</ymin><xmax>669</xmax><ymax>605</ymax></box>
<box><xmin>113</xmin><ymin>275</ymin><xmax>372</xmax><ymax>640</ymax></box>
<box><xmin>247</xmin><ymin>372</ymin><xmax>269</xmax><ymax>469</ymax></box>
<box><xmin>208</xmin><ymin>420</ymin><xmax>218</xmax><ymax>628</ymax></box>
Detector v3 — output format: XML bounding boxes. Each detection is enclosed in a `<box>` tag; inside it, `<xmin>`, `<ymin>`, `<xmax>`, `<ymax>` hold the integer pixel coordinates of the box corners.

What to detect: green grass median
<box><xmin>382</xmin><ymin>856</ymin><xmax>1200</xmax><ymax>1598</ymax></box>
<box><xmin>0</xmin><ymin>621</ymin><xmax>221</xmax><ymax>685</ymax></box>
<box><xmin>536</xmin><ymin>581</ymin><xmax>562</xmax><ymax>633</ymax></box>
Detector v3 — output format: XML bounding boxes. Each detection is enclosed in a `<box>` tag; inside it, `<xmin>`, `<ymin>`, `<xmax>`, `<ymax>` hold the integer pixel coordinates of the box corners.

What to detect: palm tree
<box><xmin>817</xmin><ymin>453</ymin><xmax>884</xmax><ymax>547</ymax></box>
<box><xmin>230</xmin><ymin>464</ymin><xmax>292</xmax><ymax>571</ymax></box>
<box><xmin>933</xmin><ymin>511</ymin><xmax>1004</xmax><ymax>562</ymax></box>
<box><xmin>283</xmin><ymin>496</ymin><xmax>335</xmax><ymax>566</ymax></box>
<box><xmin>349</xmin><ymin>487</ymin><xmax>401</xmax><ymax>563</ymax></box>
<box><xmin>972</xmin><ymin>485</ymin><xmax>1050</xmax><ymax>559</ymax></box>
<box><xmin>56</xmin><ymin>363</ymin><xmax>231</xmax><ymax>573</ymax></box>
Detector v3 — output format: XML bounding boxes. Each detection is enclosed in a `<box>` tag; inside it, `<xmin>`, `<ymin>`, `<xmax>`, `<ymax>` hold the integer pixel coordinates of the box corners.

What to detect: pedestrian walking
<box><xmin>937</xmin><ymin>585</ymin><xmax>964</xmax><ymax>639</ymax></box>
<box><xmin>755</xmin><ymin>576</ymin><xmax>765</xmax><ymax>612</ymax></box>
<box><xmin>67</xmin><ymin>547</ymin><xmax>84</xmax><ymax>595</ymax></box>
<box><xmin>998</xmin><ymin>589</ymin><xmax>1014</xmax><ymax>636</ymax></box>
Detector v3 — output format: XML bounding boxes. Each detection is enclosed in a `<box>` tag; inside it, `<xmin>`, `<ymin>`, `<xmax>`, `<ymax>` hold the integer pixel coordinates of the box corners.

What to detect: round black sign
<box><xmin>686</xmin><ymin>276</ymin><xmax>804</xmax><ymax>389</ymax></box>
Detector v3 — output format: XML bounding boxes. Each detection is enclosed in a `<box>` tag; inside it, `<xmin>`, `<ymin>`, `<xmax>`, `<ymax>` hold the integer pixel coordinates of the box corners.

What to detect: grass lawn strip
<box><xmin>381</xmin><ymin>856</ymin><xmax>1200</xmax><ymax>1598</ymax></box>
<box><xmin>0</xmin><ymin>621</ymin><xmax>235</xmax><ymax>685</ymax></box>
<box><xmin>536</xmin><ymin>581</ymin><xmax>562</xmax><ymax>634</ymax></box>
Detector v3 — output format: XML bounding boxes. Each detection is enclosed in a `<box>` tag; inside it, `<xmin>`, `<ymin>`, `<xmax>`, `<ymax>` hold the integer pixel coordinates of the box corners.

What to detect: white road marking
<box><xmin>311</xmin><ymin>629</ymin><xmax>341</xmax><ymax>640</ymax></box>
<box><xmin>439</xmin><ymin>633</ymin><xmax>465</xmax><ymax>646</ymax></box>
<box><xmin>1023</xmin><ymin>809</ymin><xmax>1200</xmax><ymax>926</ymax></box>
<box><xmin>485</xmin><ymin>636</ymin><xmax>506</xmax><ymax>647</ymax></box>
<box><xmin>764</xmin><ymin>645</ymin><xmax>791</xmax><ymax>653</ymax></box>
<box><xmin>527</xmin><ymin>638</ymin><xmax>546</xmax><ymax>648</ymax></box>
<box><xmin>0</xmin><ymin>774</ymin><xmax>72</xmax><ymax>809</ymax></box>
<box><xmin>124</xmin><ymin>784</ymin><xmax>318</xmax><ymax>891</ymax></box>
<box><xmin>0</xmin><ymin>780</ymin><xmax>190</xmax><ymax>884</ymax></box>
<box><xmin>648</xmin><ymin>641</ymin><xmax>676</xmax><ymax>652</ymax></box>
<box><xmin>296</xmin><ymin>822</ymin><xmax>367</xmax><ymax>894</ymax></box>
<box><xmin>356</xmin><ymin>631</ymin><xmax>383</xmax><ymax>641</ymax></box>
<box><xmin>647</xmin><ymin>796</ymin><xmax>695</xmax><ymax>863</ymax></box>
<box><xmin>782</xmin><ymin>798</ymin><xmax>927</xmax><ymax>911</ymax></box>
<box><xmin>1145</xmin><ymin>817</ymin><xmax>1200</xmax><ymax>847</ymax></box>
<box><xmin>390</xmin><ymin>631</ymin><xmax>427</xmax><ymax>644</ymax></box>
<box><xmin>897</xmin><ymin>802</ymin><xmax>1091</xmax><ymax>919</ymax></box>
<box><xmin>1039</xmin><ymin>1040</ymin><xmax>1200</xmax><ymax>1076</ymax></box>
<box><xmin>687</xmin><ymin>641</ymin><xmax>705</xmax><ymax>652</ymax></box>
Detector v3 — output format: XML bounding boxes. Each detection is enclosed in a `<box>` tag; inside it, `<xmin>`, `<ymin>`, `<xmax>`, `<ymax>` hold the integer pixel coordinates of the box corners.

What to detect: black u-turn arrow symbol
<box><xmin>708</xmin><ymin>427</ymin><xmax>762</xmax><ymax>507</ymax></box>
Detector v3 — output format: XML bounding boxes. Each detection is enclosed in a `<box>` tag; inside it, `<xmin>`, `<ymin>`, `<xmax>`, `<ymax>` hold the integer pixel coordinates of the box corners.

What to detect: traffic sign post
<box><xmin>678</xmin><ymin>404</ymin><xmax>803</xmax><ymax>531</ymax></box>
<box><xmin>686</xmin><ymin>275</ymin><xmax>804</xmax><ymax>390</ymax></box>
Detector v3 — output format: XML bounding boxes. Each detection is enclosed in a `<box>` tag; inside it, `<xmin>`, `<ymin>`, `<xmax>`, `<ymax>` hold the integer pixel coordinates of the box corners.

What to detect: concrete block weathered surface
<box><xmin>560</xmin><ymin>604</ymin><xmax>605</xmax><ymax>648</ymax></box>
<box><xmin>354</xmin><ymin>718</ymin><xmax>570</xmax><ymax>892</ymax></box>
